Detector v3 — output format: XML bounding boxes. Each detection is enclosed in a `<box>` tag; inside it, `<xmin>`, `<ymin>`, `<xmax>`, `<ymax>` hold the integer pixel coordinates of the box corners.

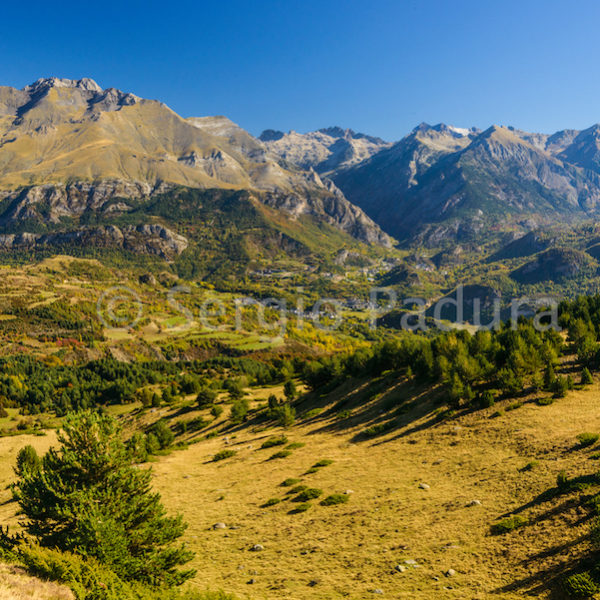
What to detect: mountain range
<box><xmin>6</xmin><ymin>76</ymin><xmax>600</xmax><ymax>284</ymax></box>
<box><xmin>0</xmin><ymin>77</ymin><xmax>390</xmax><ymax>260</ymax></box>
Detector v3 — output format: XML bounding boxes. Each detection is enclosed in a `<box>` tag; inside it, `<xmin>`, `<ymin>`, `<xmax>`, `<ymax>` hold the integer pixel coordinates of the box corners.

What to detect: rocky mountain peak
<box><xmin>24</xmin><ymin>77</ymin><xmax>103</xmax><ymax>94</ymax></box>
<box><xmin>317</xmin><ymin>126</ymin><xmax>355</xmax><ymax>139</ymax></box>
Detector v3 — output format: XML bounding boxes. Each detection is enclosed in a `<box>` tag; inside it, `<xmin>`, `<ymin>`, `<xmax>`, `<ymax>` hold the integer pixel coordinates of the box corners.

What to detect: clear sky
<box><xmin>2</xmin><ymin>0</ymin><xmax>599</xmax><ymax>140</ymax></box>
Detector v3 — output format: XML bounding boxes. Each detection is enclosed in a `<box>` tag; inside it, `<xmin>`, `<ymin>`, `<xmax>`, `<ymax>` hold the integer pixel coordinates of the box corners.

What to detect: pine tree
<box><xmin>14</xmin><ymin>445</ymin><xmax>41</xmax><ymax>478</ymax></box>
<box><xmin>543</xmin><ymin>363</ymin><xmax>556</xmax><ymax>391</ymax></box>
<box><xmin>582</xmin><ymin>367</ymin><xmax>594</xmax><ymax>386</ymax></box>
<box><xmin>283</xmin><ymin>379</ymin><xmax>297</xmax><ymax>401</ymax></box>
<box><xmin>15</xmin><ymin>411</ymin><xmax>194</xmax><ymax>587</ymax></box>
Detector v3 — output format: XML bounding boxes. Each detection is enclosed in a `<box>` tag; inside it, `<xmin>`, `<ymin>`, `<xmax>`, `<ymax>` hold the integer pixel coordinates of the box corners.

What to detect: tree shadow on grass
<box><xmin>291</xmin><ymin>372</ymin><xmax>451</xmax><ymax>443</ymax></box>
<box><xmin>490</xmin><ymin>478</ymin><xmax>600</xmax><ymax>599</ymax></box>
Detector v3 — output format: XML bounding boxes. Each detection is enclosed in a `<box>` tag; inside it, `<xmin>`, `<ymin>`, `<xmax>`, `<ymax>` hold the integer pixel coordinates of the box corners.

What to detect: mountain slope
<box><xmin>332</xmin><ymin>123</ymin><xmax>600</xmax><ymax>243</ymax></box>
<box><xmin>0</xmin><ymin>78</ymin><xmax>391</xmax><ymax>255</ymax></box>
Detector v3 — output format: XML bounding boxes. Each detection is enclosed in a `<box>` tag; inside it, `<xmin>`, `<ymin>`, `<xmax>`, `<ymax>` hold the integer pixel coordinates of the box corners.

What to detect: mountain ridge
<box><xmin>0</xmin><ymin>77</ymin><xmax>391</xmax><ymax>250</ymax></box>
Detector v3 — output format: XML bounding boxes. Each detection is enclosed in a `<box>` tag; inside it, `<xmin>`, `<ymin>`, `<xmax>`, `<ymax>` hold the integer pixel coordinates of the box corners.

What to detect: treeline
<box><xmin>302</xmin><ymin>296</ymin><xmax>600</xmax><ymax>408</ymax></box>
<box><xmin>0</xmin><ymin>354</ymin><xmax>300</xmax><ymax>416</ymax></box>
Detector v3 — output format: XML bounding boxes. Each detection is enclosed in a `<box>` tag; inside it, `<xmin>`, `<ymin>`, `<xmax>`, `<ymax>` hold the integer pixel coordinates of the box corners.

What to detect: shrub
<box><xmin>557</xmin><ymin>470</ymin><xmax>570</xmax><ymax>489</ymax></box>
<box><xmin>294</xmin><ymin>488</ymin><xmax>322</xmax><ymax>502</ymax></box>
<box><xmin>577</xmin><ymin>433</ymin><xmax>600</xmax><ymax>448</ymax></box>
<box><xmin>261</xmin><ymin>435</ymin><xmax>288</xmax><ymax>449</ymax></box>
<box><xmin>563</xmin><ymin>571</ymin><xmax>600</xmax><ymax>598</ymax></box>
<box><xmin>287</xmin><ymin>485</ymin><xmax>307</xmax><ymax>495</ymax></box>
<box><xmin>283</xmin><ymin>380</ymin><xmax>298</xmax><ymax>401</ymax></box>
<box><xmin>14</xmin><ymin>445</ymin><xmax>41</xmax><ymax>478</ymax></box>
<box><xmin>312</xmin><ymin>459</ymin><xmax>333</xmax><ymax>468</ymax></box>
<box><xmin>320</xmin><ymin>494</ymin><xmax>349</xmax><ymax>506</ymax></box>
<box><xmin>303</xmin><ymin>408</ymin><xmax>322</xmax><ymax>420</ymax></box>
<box><xmin>536</xmin><ymin>397</ymin><xmax>554</xmax><ymax>406</ymax></box>
<box><xmin>286</xmin><ymin>442</ymin><xmax>305</xmax><ymax>450</ymax></box>
<box><xmin>272</xmin><ymin>404</ymin><xmax>295</xmax><ymax>427</ymax></box>
<box><xmin>521</xmin><ymin>460</ymin><xmax>539</xmax><ymax>471</ymax></box>
<box><xmin>269</xmin><ymin>450</ymin><xmax>292</xmax><ymax>460</ymax></box>
<box><xmin>197</xmin><ymin>387</ymin><xmax>218</xmax><ymax>407</ymax></box>
<box><xmin>289</xmin><ymin>502</ymin><xmax>311</xmax><ymax>514</ymax></box>
<box><xmin>18</xmin><ymin>543</ymin><xmax>233</xmax><ymax>600</ymax></box>
<box><xmin>213</xmin><ymin>449</ymin><xmax>237</xmax><ymax>462</ymax></box>
<box><xmin>267</xmin><ymin>394</ymin><xmax>279</xmax><ymax>410</ymax></box>
<box><xmin>262</xmin><ymin>498</ymin><xmax>281</xmax><ymax>507</ymax></box>
<box><xmin>149</xmin><ymin>420</ymin><xmax>175</xmax><ymax>450</ymax></box>
<box><xmin>552</xmin><ymin>376</ymin><xmax>569</xmax><ymax>398</ymax></box>
<box><xmin>479</xmin><ymin>390</ymin><xmax>495</xmax><ymax>408</ymax></box>
<box><xmin>490</xmin><ymin>515</ymin><xmax>528</xmax><ymax>535</ymax></box>
<box><xmin>230</xmin><ymin>399</ymin><xmax>249</xmax><ymax>424</ymax></box>
<box><xmin>210</xmin><ymin>405</ymin><xmax>224</xmax><ymax>418</ymax></box>
<box><xmin>581</xmin><ymin>368</ymin><xmax>594</xmax><ymax>386</ymax></box>
<box><xmin>280</xmin><ymin>478</ymin><xmax>301</xmax><ymax>487</ymax></box>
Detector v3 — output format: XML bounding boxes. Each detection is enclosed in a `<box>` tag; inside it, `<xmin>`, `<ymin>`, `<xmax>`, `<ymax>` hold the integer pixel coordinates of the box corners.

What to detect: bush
<box><xmin>261</xmin><ymin>498</ymin><xmax>281</xmax><ymax>507</ymax></box>
<box><xmin>552</xmin><ymin>376</ymin><xmax>569</xmax><ymax>398</ymax></box>
<box><xmin>581</xmin><ymin>368</ymin><xmax>594</xmax><ymax>386</ymax></box>
<box><xmin>320</xmin><ymin>494</ymin><xmax>349</xmax><ymax>506</ymax></box>
<box><xmin>280</xmin><ymin>478</ymin><xmax>301</xmax><ymax>487</ymax></box>
<box><xmin>230</xmin><ymin>399</ymin><xmax>249</xmax><ymax>424</ymax></box>
<box><xmin>287</xmin><ymin>485</ymin><xmax>307</xmax><ymax>495</ymax></box>
<box><xmin>577</xmin><ymin>433</ymin><xmax>600</xmax><ymax>448</ymax></box>
<box><xmin>521</xmin><ymin>460</ymin><xmax>539</xmax><ymax>471</ymax></box>
<box><xmin>289</xmin><ymin>502</ymin><xmax>311</xmax><ymax>514</ymax></box>
<box><xmin>14</xmin><ymin>445</ymin><xmax>41</xmax><ymax>478</ymax></box>
<box><xmin>536</xmin><ymin>397</ymin><xmax>554</xmax><ymax>406</ymax></box>
<box><xmin>149</xmin><ymin>420</ymin><xmax>175</xmax><ymax>449</ymax></box>
<box><xmin>213</xmin><ymin>449</ymin><xmax>237</xmax><ymax>462</ymax></box>
<box><xmin>260</xmin><ymin>435</ymin><xmax>288</xmax><ymax>449</ymax></box>
<box><xmin>557</xmin><ymin>470</ymin><xmax>570</xmax><ymax>489</ymax></box>
<box><xmin>270</xmin><ymin>404</ymin><xmax>295</xmax><ymax>427</ymax></box>
<box><xmin>197</xmin><ymin>387</ymin><xmax>218</xmax><ymax>407</ymax></box>
<box><xmin>210</xmin><ymin>405</ymin><xmax>224</xmax><ymax>418</ymax></box>
<box><xmin>563</xmin><ymin>571</ymin><xmax>600</xmax><ymax>598</ymax></box>
<box><xmin>490</xmin><ymin>515</ymin><xmax>528</xmax><ymax>535</ymax></box>
<box><xmin>18</xmin><ymin>543</ymin><xmax>233</xmax><ymax>600</ymax></box>
<box><xmin>479</xmin><ymin>390</ymin><xmax>495</xmax><ymax>408</ymax></box>
<box><xmin>269</xmin><ymin>450</ymin><xmax>292</xmax><ymax>460</ymax></box>
<box><xmin>312</xmin><ymin>459</ymin><xmax>333</xmax><ymax>468</ymax></box>
<box><xmin>283</xmin><ymin>380</ymin><xmax>297</xmax><ymax>401</ymax></box>
<box><xmin>294</xmin><ymin>488</ymin><xmax>322</xmax><ymax>502</ymax></box>
<box><xmin>286</xmin><ymin>442</ymin><xmax>305</xmax><ymax>450</ymax></box>
<box><xmin>302</xmin><ymin>408</ymin><xmax>322</xmax><ymax>420</ymax></box>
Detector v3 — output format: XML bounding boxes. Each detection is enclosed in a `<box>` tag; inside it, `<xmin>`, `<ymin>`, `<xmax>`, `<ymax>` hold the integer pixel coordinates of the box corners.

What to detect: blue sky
<box><xmin>2</xmin><ymin>0</ymin><xmax>599</xmax><ymax>140</ymax></box>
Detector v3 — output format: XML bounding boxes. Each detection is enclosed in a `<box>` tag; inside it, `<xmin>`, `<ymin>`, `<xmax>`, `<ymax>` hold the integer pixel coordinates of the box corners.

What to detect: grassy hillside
<box><xmin>1</xmin><ymin>369</ymin><xmax>600</xmax><ymax>599</ymax></box>
<box><xmin>0</xmin><ymin>563</ymin><xmax>73</xmax><ymax>599</ymax></box>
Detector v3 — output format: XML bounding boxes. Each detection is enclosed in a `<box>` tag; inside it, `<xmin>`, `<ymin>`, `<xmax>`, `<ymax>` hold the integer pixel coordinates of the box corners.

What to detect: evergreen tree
<box><xmin>15</xmin><ymin>411</ymin><xmax>194</xmax><ymax>587</ymax></box>
<box><xmin>543</xmin><ymin>363</ymin><xmax>556</xmax><ymax>391</ymax></box>
<box><xmin>196</xmin><ymin>387</ymin><xmax>217</xmax><ymax>407</ymax></box>
<box><xmin>14</xmin><ymin>445</ymin><xmax>41</xmax><ymax>478</ymax></box>
<box><xmin>283</xmin><ymin>380</ymin><xmax>297</xmax><ymax>401</ymax></box>
<box><xmin>582</xmin><ymin>367</ymin><xmax>594</xmax><ymax>386</ymax></box>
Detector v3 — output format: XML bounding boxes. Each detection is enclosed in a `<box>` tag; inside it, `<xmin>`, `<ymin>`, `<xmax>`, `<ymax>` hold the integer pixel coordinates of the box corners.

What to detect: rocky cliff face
<box><xmin>0</xmin><ymin>224</ymin><xmax>188</xmax><ymax>260</ymax></box>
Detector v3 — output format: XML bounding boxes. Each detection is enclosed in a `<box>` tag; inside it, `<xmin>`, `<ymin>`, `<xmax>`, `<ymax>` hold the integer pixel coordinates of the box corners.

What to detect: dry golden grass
<box><xmin>1</xmin><ymin>382</ymin><xmax>599</xmax><ymax>598</ymax></box>
<box><xmin>0</xmin><ymin>564</ymin><xmax>73</xmax><ymax>600</ymax></box>
<box><xmin>148</xmin><ymin>381</ymin><xmax>600</xmax><ymax>600</ymax></box>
